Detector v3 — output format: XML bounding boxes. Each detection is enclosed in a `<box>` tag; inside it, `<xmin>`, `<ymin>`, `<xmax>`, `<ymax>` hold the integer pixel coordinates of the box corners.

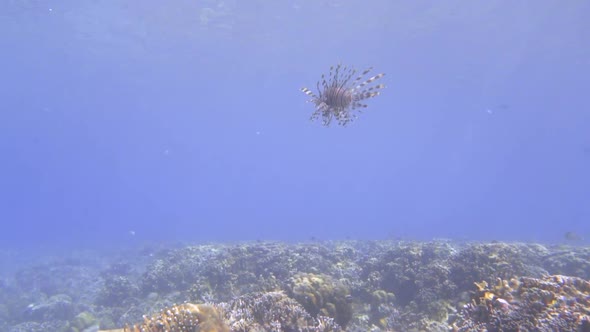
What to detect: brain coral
<box><xmin>286</xmin><ymin>272</ymin><xmax>353</xmax><ymax>328</ymax></box>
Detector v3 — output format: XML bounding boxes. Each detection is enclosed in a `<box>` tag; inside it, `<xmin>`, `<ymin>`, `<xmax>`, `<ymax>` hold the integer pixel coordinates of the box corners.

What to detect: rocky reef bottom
<box><xmin>1</xmin><ymin>240</ymin><xmax>589</xmax><ymax>332</ymax></box>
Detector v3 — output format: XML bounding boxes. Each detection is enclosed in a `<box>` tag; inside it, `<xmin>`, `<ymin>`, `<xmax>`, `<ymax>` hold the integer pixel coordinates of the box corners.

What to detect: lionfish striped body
<box><xmin>301</xmin><ymin>64</ymin><xmax>385</xmax><ymax>126</ymax></box>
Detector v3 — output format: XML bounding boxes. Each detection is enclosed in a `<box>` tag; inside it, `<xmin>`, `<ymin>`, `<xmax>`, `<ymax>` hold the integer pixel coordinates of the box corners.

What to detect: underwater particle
<box><xmin>199</xmin><ymin>8</ymin><xmax>215</xmax><ymax>26</ymax></box>
<box><xmin>301</xmin><ymin>64</ymin><xmax>385</xmax><ymax>126</ymax></box>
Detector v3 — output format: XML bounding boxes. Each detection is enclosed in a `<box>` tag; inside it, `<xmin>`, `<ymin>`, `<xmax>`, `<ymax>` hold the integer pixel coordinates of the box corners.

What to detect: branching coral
<box><xmin>221</xmin><ymin>291</ymin><xmax>342</xmax><ymax>331</ymax></box>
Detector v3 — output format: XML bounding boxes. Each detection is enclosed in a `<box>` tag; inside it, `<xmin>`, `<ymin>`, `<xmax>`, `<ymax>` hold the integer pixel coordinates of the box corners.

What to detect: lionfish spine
<box><xmin>301</xmin><ymin>64</ymin><xmax>385</xmax><ymax>126</ymax></box>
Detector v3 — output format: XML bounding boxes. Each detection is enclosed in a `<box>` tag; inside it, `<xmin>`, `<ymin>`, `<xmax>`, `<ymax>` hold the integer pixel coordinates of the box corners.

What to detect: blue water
<box><xmin>1</xmin><ymin>1</ymin><xmax>589</xmax><ymax>250</ymax></box>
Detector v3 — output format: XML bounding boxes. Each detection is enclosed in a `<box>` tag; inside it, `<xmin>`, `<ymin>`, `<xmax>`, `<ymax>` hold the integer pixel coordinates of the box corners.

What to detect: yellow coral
<box><xmin>99</xmin><ymin>303</ymin><xmax>229</xmax><ymax>332</ymax></box>
<box><xmin>474</xmin><ymin>281</ymin><xmax>488</xmax><ymax>291</ymax></box>
<box><xmin>483</xmin><ymin>292</ymin><xmax>495</xmax><ymax>300</ymax></box>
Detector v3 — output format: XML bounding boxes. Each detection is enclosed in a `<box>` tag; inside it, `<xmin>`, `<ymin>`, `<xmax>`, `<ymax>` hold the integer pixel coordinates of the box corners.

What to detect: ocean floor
<box><xmin>0</xmin><ymin>240</ymin><xmax>589</xmax><ymax>332</ymax></box>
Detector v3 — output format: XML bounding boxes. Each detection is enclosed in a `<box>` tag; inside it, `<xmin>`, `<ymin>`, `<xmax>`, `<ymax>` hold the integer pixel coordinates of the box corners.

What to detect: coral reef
<box><xmin>100</xmin><ymin>303</ymin><xmax>229</xmax><ymax>332</ymax></box>
<box><xmin>23</xmin><ymin>294</ymin><xmax>74</xmax><ymax>321</ymax></box>
<box><xmin>543</xmin><ymin>246</ymin><xmax>590</xmax><ymax>279</ymax></box>
<box><xmin>452</xmin><ymin>275</ymin><xmax>590</xmax><ymax>331</ymax></box>
<box><xmin>222</xmin><ymin>291</ymin><xmax>342</xmax><ymax>331</ymax></box>
<box><xmin>286</xmin><ymin>273</ymin><xmax>353</xmax><ymax>328</ymax></box>
<box><xmin>70</xmin><ymin>311</ymin><xmax>98</xmax><ymax>332</ymax></box>
<box><xmin>101</xmin><ymin>292</ymin><xmax>342</xmax><ymax>332</ymax></box>
<box><xmin>96</xmin><ymin>276</ymin><xmax>139</xmax><ymax>307</ymax></box>
<box><xmin>4</xmin><ymin>241</ymin><xmax>590</xmax><ymax>331</ymax></box>
<box><xmin>140</xmin><ymin>242</ymin><xmax>346</xmax><ymax>302</ymax></box>
<box><xmin>448</xmin><ymin>243</ymin><xmax>548</xmax><ymax>291</ymax></box>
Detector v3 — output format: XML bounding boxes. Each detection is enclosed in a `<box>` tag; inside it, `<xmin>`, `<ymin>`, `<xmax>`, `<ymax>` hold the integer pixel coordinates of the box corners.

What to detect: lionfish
<box><xmin>301</xmin><ymin>64</ymin><xmax>385</xmax><ymax>126</ymax></box>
